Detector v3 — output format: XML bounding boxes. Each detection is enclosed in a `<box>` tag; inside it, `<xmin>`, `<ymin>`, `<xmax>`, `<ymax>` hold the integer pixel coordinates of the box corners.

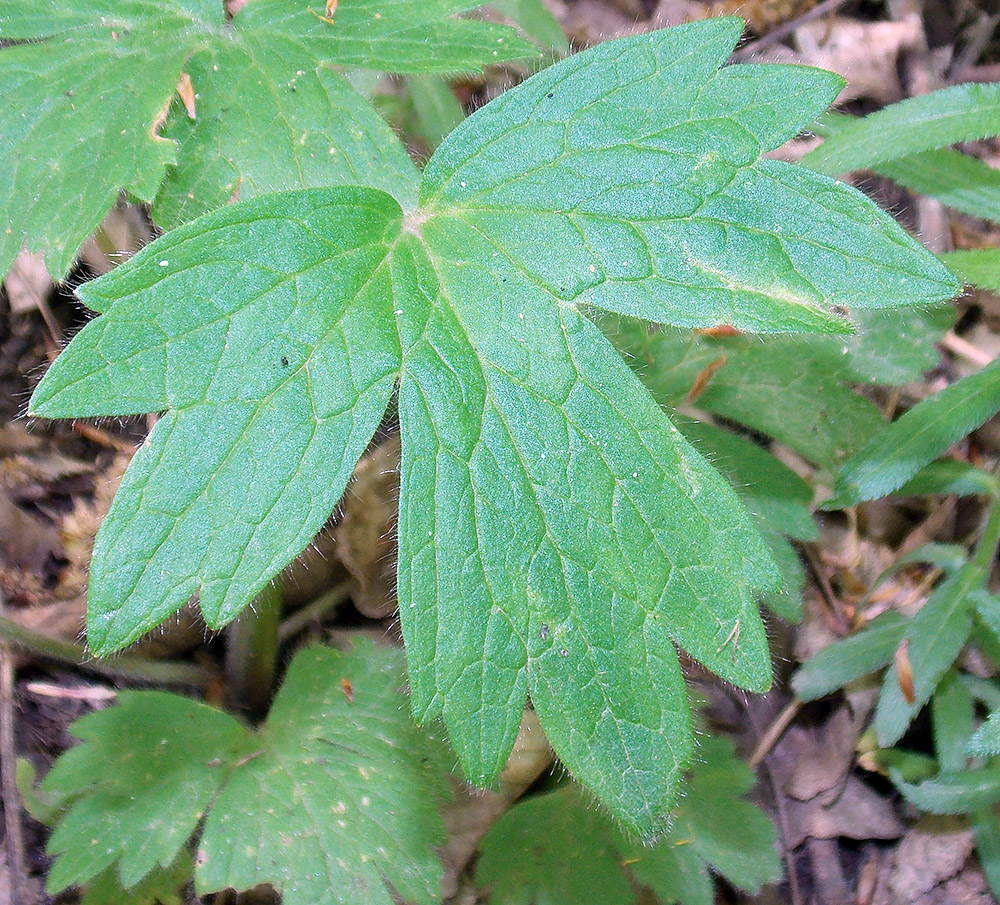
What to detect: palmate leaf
<box><xmin>30</xmin><ymin>18</ymin><xmax>957</xmax><ymax>834</ymax></box>
<box><xmin>44</xmin><ymin>641</ymin><xmax>451</xmax><ymax>905</ymax></box>
<box><xmin>0</xmin><ymin>0</ymin><xmax>534</xmax><ymax>280</ymax></box>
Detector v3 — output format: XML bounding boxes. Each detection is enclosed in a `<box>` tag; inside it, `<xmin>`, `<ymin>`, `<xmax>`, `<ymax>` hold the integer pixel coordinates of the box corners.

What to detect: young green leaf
<box><xmin>792</xmin><ymin>611</ymin><xmax>907</xmax><ymax>701</ymax></box>
<box><xmin>941</xmin><ymin>249</ymin><xmax>1000</xmax><ymax>292</ymax></box>
<box><xmin>0</xmin><ymin>0</ymin><xmax>534</xmax><ymax>279</ymax></box>
<box><xmin>968</xmin><ymin>710</ymin><xmax>1000</xmax><ymax>757</ymax></box>
<box><xmin>30</xmin><ymin>17</ymin><xmax>958</xmax><ymax>835</ymax></box>
<box><xmin>932</xmin><ymin>672</ymin><xmax>975</xmax><ymax>774</ymax></box>
<box><xmin>43</xmin><ymin>641</ymin><xmax>451</xmax><ymax>905</ymax></box>
<box><xmin>803</xmin><ymin>82</ymin><xmax>1000</xmax><ymax>176</ymax></box>
<box><xmin>477</xmin><ymin>736</ymin><xmax>779</xmax><ymax>905</ymax></box>
<box><xmin>491</xmin><ymin>0</ymin><xmax>569</xmax><ymax>52</ymax></box>
<box><xmin>829</xmin><ymin>357</ymin><xmax>1000</xmax><ymax>507</ymax></box>
<box><xmin>42</xmin><ymin>692</ymin><xmax>253</xmax><ymax>892</ymax></box>
<box><xmin>880</xmin><ymin>150</ymin><xmax>1000</xmax><ymax>226</ymax></box>
<box><xmin>892</xmin><ymin>766</ymin><xmax>1000</xmax><ymax>815</ymax></box>
<box><xmin>874</xmin><ymin>564</ymin><xmax>981</xmax><ymax>747</ymax></box>
<box><xmin>971</xmin><ymin>810</ymin><xmax>1000</xmax><ymax>900</ymax></box>
<box><xmin>896</xmin><ymin>461</ymin><xmax>1000</xmax><ymax>500</ymax></box>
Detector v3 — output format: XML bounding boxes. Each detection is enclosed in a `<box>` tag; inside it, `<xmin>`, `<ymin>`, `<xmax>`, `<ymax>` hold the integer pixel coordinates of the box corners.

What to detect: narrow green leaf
<box><xmin>792</xmin><ymin>611</ymin><xmax>907</xmax><ymax>701</ymax></box>
<box><xmin>196</xmin><ymin>642</ymin><xmax>450</xmax><ymax>905</ymax></box>
<box><xmin>892</xmin><ymin>766</ymin><xmax>1000</xmax><ymax>815</ymax></box>
<box><xmin>803</xmin><ymin>82</ymin><xmax>1000</xmax><ymax>176</ymax></box>
<box><xmin>875</xmin><ymin>565</ymin><xmax>981</xmax><ymax>747</ymax></box>
<box><xmin>831</xmin><ymin>357</ymin><xmax>1000</xmax><ymax>507</ymax></box>
<box><xmin>897</xmin><ymin>460</ymin><xmax>1000</xmax><ymax>499</ymax></box>
<box><xmin>971</xmin><ymin>589</ymin><xmax>1000</xmax><ymax>647</ymax></box>
<box><xmin>968</xmin><ymin>710</ymin><xmax>1000</xmax><ymax>757</ymax></box>
<box><xmin>31</xmin><ymin>189</ymin><xmax>404</xmax><ymax>653</ymax></box>
<box><xmin>879</xmin><ymin>150</ymin><xmax>1000</xmax><ymax>226</ymax></box>
<box><xmin>894</xmin><ymin>542</ymin><xmax>969</xmax><ymax>575</ymax></box>
<box><xmin>970</xmin><ymin>810</ymin><xmax>1000</xmax><ymax>900</ymax></box>
<box><xmin>408</xmin><ymin>75</ymin><xmax>467</xmax><ymax>151</ymax></box>
<box><xmin>42</xmin><ymin>693</ymin><xmax>252</xmax><ymax>892</ymax></box>
<box><xmin>491</xmin><ymin>0</ymin><xmax>569</xmax><ymax>52</ymax></box>
<box><xmin>932</xmin><ymin>672</ymin><xmax>975</xmax><ymax>773</ymax></box>
<box><xmin>941</xmin><ymin>249</ymin><xmax>1000</xmax><ymax>293</ymax></box>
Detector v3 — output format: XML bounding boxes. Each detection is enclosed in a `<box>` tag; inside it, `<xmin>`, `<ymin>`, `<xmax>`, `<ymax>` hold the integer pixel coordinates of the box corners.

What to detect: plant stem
<box><xmin>225</xmin><ymin>580</ymin><xmax>282</xmax><ymax>715</ymax></box>
<box><xmin>0</xmin><ymin>615</ymin><xmax>218</xmax><ymax>688</ymax></box>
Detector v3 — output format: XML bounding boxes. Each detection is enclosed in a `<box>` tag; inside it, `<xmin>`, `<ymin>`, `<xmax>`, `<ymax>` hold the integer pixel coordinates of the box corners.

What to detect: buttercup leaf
<box><xmin>30</xmin><ymin>18</ymin><xmax>957</xmax><ymax>834</ymax></box>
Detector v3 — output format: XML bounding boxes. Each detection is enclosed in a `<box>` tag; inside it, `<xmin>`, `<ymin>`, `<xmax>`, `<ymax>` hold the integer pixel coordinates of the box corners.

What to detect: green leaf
<box><xmin>32</xmin><ymin>189</ymin><xmax>402</xmax><ymax>648</ymax></box>
<box><xmin>968</xmin><ymin>710</ymin><xmax>1000</xmax><ymax>757</ymax></box>
<box><xmin>803</xmin><ymin>82</ymin><xmax>1000</xmax><ymax>176</ymax></box>
<box><xmin>878</xmin><ymin>150</ymin><xmax>1000</xmax><ymax>226</ymax></box>
<box><xmin>608</xmin><ymin>310</ymin><xmax>951</xmax><ymax>475</ymax></box>
<box><xmin>932</xmin><ymin>672</ymin><xmax>975</xmax><ymax>773</ymax></box>
<box><xmin>896</xmin><ymin>461</ymin><xmax>1000</xmax><ymax>499</ymax></box>
<box><xmin>892</xmin><ymin>766</ymin><xmax>1000</xmax><ymax>815</ymax></box>
<box><xmin>196</xmin><ymin>642</ymin><xmax>450</xmax><ymax>905</ymax></box>
<box><xmin>81</xmin><ymin>854</ymin><xmax>193</xmax><ymax>905</ymax></box>
<box><xmin>408</xmin><ymin>75</ymin><xmax>467</xmax><ymax>152</ymax></box>
<box><xmin>30</xmin><ymin>18</ymin><xmax>958</xmax><ymax>835</ymax></box>
<box><xmin>792</xmin><ymin>611</ymin><xmax>907</xmax><ymax>701</ymax></box>
<box><xmin>477</xmin><ymin>736</ymin><xmax>778</xmax><ymax>904</ymax></box>
<box><xmin>0</xmin><ymin>0</ymin><xmax>535</xmax><ymax>279</ymax></box>
<box><xmin>42</xmin><ymin>692</ymin><xmax>252</xmax><ymax>892</ymax></box>
<box><xmin>44</xmin><ymin>641</ymin><xmax>450</xmax><ymax>905</ymax></box>
<box><xmin>973</xmin><ymin>590</ymin><xmax>1000</xmax><ymax>649</ymax></box>
<box><xmin>941</xmin><ymin>250</ymin><xmax>1000</xmax><ymax>292</ymax></box>
<box><xmin>970</xmin><ymin>809</ymin><xmax>1000</xmax><ymax>900</ymax></box>
<box><xmin>874</xmin><ymin>564</ymin><xmax>981</xmax><ymax>747</ymax></box>
<box><xmin>477</xmin><ymin>787</ymin><xmax>634</xmax><ymax>905</ymax></box>
<box><xmin>830</xmin><ymin>357</ymin><xmax>1000</xmax><ymax>507</ymax></box>
<box><xmin>491</xmin><ymin>0</ymin><xmax>569</xmax><ymax>52</ymax></box>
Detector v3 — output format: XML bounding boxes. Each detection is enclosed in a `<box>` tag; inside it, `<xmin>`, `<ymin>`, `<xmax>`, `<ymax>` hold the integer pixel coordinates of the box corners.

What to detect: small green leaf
<box><xmin>875</xmin><ymin>564</ymin><xmax>981</xmax><ymax>747</ymax></box>
<box><xmin>896</xmin><ymin>461</ymin><xmax>1000</xmax><ymax>499</ymax></box>
<box><xmin>892</xmin><ymin>766</ymin><xmax>1000</xmax><ymax>815</ymax></box>
<box><xmin>932</xmin><ymin>672</ymin><xmax>975</xmax><ymax>773</ymax></box>
<box><xmin>491</xmin><ymin>0</ymin><xmax>569</xmax><ymax>52</ymax></box>
<box><xmin>941</xmin><ymin>249</ymin><xmax>1000</xmax><ymax>292</ymax></box>
<box><xmin>803</xmin><ymin>82</ymin><xmax>1000</xmax><ymax>176</ymax></box>
<box><xmin>43</xmin><ymin>641</ymin><xmax>450</xmax><ymax>905</ymax></box>
<box><xmin>408</xmin><ymin>75</ymin><xmax>467</xmax><ymax>152</ymax></box>
<box><xmin>792</xmin><ymin>611</ymin><xmax>907</xmax><ymax>701</ymax></box>
<box><xmin>971</xmin><ymin>810</ymin><xmax>1000</xmax><ymax>900</ymax></box>
<box><xmin>477</xmin><ymin>787</ymin><xmax>634</xmax><ymax>905</ymax></box>
<box><xmin>196</xmin><ymin>642</ymin><xmax>450</xmax><ymax>905</ymax></box>
<box><xmin>878</xmin><ymin>150</ymin><xmax>1000</xmax><ymax>226</ymax></box>
<box><xmin>968</xmin><ymin>710</ymin><xmax>1000</xmax><ymax>757</ymax></box>
<box><xmin>830</xmin><ymin>357</ymin><xmax>1000</xmax><ymax>507</ymax></box>
<box><xmin>43</xmin><ymin>692</ymin><xmax>252</xmax><ymax>892</ymax></box>
<box><xmin>477</xmin><ymin>735</ymin><xmax>779</xmax><ymax>905</ymax></box>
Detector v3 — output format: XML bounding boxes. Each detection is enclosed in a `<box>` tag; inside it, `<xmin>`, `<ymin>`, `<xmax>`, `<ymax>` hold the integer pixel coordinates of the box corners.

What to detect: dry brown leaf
<box><xmin>333</xmin><ymin>434</ymin><xmax>400</xmax><ymax>619</ymax></box>
<box><xmin>3</xmin><ymin>249</ymin><xmax>53</xmax><ymax>316</ymax></box>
